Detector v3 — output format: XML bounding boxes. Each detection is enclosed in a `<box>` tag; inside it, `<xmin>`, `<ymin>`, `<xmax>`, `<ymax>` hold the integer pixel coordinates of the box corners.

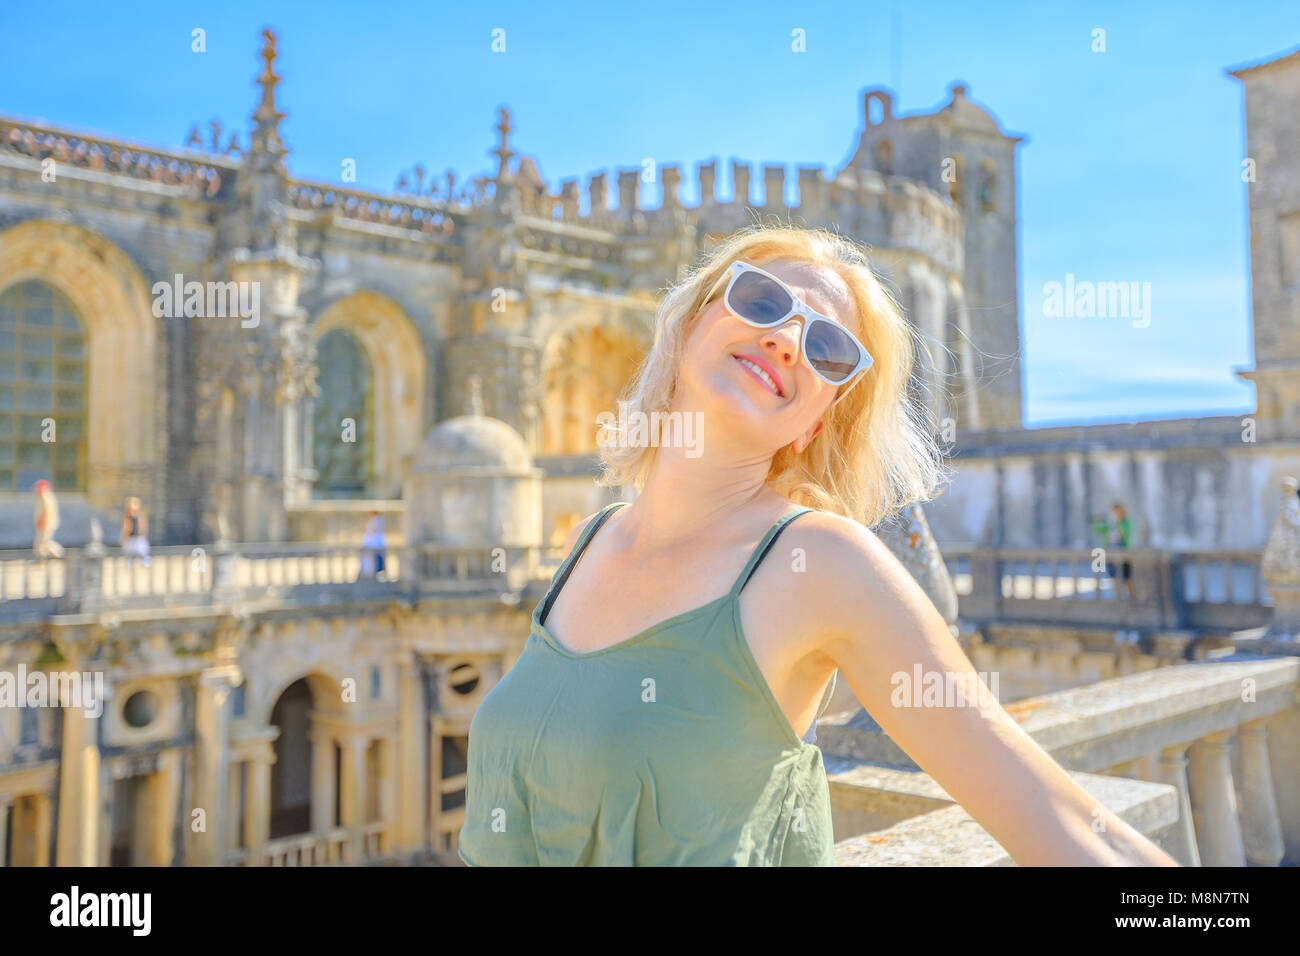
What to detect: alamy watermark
<box><xmin>890</xmin><ymin>665</ymin><xmax>1000</xmax><ymax>718</ymax></box>
<box><xmin>1042</xmin><ymin>274</ymin><xmax>1151</xmax><ymax>328</ymax></box>
<box><xmin>0</xmin><ymin>664</ymin><xmax>104</xmax><ymax>718</ymax></box>
<box><xmin>596</xmin><ymin>401</ymin><xmax>704</xmax><ymax>458</ymax></box>
<box><xmin>151</xmin><ymin>274</ymin><xmax>260</xmax><ymax>328</ymax></box>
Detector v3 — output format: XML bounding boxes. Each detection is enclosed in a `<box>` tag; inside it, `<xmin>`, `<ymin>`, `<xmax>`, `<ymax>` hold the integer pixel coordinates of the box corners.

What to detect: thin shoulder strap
<box><xmin>538</xmin><ymin>502</ymin><xmax>628</xmax><ymax>625</ymax></box>
<box><xmin>729</xmin><ymin>507</ymin><xmax>814</xmax><ymax>598</ymax></box>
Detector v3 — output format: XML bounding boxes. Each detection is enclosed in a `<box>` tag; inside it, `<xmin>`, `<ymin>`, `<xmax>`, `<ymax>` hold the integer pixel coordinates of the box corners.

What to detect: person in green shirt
<box><xmin>1107</xmin><ymin>503</ymin><xmax>1133</xmax><ymax>599</ymax></box>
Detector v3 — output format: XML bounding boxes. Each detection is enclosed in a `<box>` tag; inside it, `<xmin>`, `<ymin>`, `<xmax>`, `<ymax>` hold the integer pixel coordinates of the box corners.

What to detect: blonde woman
<box><xmin>32</xmin><ymin>480</ymin><xmax>63</xmax><ymax>558</ymax></box>
<box><xmin>120</xmin><ymin>496</ymin><xmax>151</xmax><ymax>568</ymax></box>
<box><xmin>459</xmin><ymin>224</ymin><xmax>1177</xmax><ymax>867</ymax></box>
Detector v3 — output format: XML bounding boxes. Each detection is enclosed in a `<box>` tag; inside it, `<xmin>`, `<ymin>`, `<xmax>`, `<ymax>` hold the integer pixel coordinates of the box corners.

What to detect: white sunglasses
<box><xmin>706</xmin><ymin>260</ymin><xmax>873</xmax><ymax>407</ymax></box>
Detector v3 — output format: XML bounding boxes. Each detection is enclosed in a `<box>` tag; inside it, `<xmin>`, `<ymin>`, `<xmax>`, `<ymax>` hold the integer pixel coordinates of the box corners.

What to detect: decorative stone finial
<box><xmin>250</xmin><ymin>28</ymin><xmax>287</xmax><ymax>162</ymax></box>
<box><xmin>467</xmin><ymin>374</ymin><xmax>485</xmax><ymax>417</ymax></box>
<box><xmin>491</xmin><ymin>106</ymin><xmax>516</xmax><ymax>185</ymax></box>
<box><xmin>1260</xmin><ymin>476</ymin><xmax>1300</xmax><ymax>641</ymax></box>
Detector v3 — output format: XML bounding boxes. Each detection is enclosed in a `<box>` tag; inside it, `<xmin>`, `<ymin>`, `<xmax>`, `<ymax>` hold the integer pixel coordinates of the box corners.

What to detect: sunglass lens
<box><xmin>729</xmin><ymin>271</ymin><xmax>793</xmax><ymax>325</ymax></box>
<box><xmin>805</xmin><ymin>321</ymin><xmax>863</xmax><ymax>383</ymax></box>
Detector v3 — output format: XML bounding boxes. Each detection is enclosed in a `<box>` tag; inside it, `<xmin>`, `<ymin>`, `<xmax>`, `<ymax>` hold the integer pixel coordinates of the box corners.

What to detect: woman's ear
<box><xmin>792</xmin><ymin>420</ymin><xmax>824</xmax><ymax>455</ymax></box>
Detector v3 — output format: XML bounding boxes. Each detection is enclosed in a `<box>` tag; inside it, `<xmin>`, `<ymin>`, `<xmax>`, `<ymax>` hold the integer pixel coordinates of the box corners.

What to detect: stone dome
<box><xmin>940</xmin><ymin>83</ymin><xmax>1001</xmax><ymax>134</ymax></box>
<box><xmin>413</xmin><ymin>413</ymin><xmax>533</xmax><ymax>473</ymax></box>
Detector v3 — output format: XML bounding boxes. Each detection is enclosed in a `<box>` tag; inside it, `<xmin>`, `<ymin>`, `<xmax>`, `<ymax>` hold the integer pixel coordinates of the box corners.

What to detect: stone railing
<box><xmin>0</xmin><ymin>115</ymin><xmax>233</xmax><ymax>198</ymax></box>
<box><xmin>826</xmin><ymin>655</ymin><xmax>1299</xmax><ymax>866</ymax></box>
<box><xmin>286</xmin><ymin>180</ymin><xmax>457</xmax><ymax>235</ymax></box>
<box><xmin>942</xmin><ymin>547</ymin><xmax>1270</xmax><ymax>632</ymax></box>
<box><xmin>0</xmin><ymin>540</ymin><xmax>571</xmax><ymax>618</ymax></box>
<box><xmin>234</xmin><ymin>821</ymin><xmax>390</xmax><ymax>867</ymax></box>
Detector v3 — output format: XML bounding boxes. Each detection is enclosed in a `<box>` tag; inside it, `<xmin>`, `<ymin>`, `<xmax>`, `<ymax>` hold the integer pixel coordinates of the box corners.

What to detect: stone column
<box><xmin>55</xmin><ymin>697</ymin><xmax>101</xmax><ymax>866</ymax></box>
<box><xmin>340</xmin><ymin>734</ymin><xmax>367</xmax><ymax>863</ymax></box>
<box><xmin>1156</xmin><ymin>743</ymin><xmax>1201</xmax><ymax>867</ymax></box>
<box><xmin>0</xmin><ymin>794</ymin><xmax>10</xmax><ymax>865</ymax></box>
<box><xmin>192</xmin><ymin>667</ymin><xmax>238</xmax><ymax>865</ymax></box>
<box><xmin>310</xmin><ymin>731</ymin><xmax>336</xmax><ymax>834</ymax></box>
<box><xmin>244</xmin><ymin>740</ymin><xmax>273</xmax><ymax>866</ymax></box>
<box><xmin>1187</xmin><ymin>730</ymin><xmax>1247</xmax><ymax>866</ymax></box>
<box><xmin>33</xmin><ymin>793</ymin><xmax>50</xmax><ymax>866</ymax></box>
<box><xmin>378</xmin><ymin>733</ymin><xmax>397</xmax><ymax>856</ymax></box>
<box><xmin>225</xmin><ymin>759</ymin><xmax>242</xmax><ymax>858</ymax></box>
<box><xmin>395</xmin><ymin>659</ymin><xmax>426</xmax><ymax>852</ymax></box>
<box><xmin>150</xmin><ymin>750</ymin><xmax>181</xmax><ymax>866</ymax></box>
<box><xmin>1236</xmin><ymin>718</ymin><xmax>1285</xmax><ymax>866</ymax></box>
<box><xmin>428</xmin><ymin>715</ymin><xmax>444</xmax><ymax>850</ymax></box>
<box><xmin>1135</xmin><ymin>450</ymin><xmax>1164</xmax><ymax>547</ymax></box>
<box><xmin>1065</xmin><ymin>452</ymin><xmax>1087</xmax><ymax>550</ymax></box>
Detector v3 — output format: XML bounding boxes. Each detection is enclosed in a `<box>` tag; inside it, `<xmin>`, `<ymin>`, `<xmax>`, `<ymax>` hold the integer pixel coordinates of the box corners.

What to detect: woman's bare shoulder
<box><xmin>779</xmin><ymin>508</ymin><xmax>924</xmax><ymax>627</ymax></box>
<box><xmin>557</xmin><ymin>507</ymin><xmax>612</xmax><ymax>562</ymax></box>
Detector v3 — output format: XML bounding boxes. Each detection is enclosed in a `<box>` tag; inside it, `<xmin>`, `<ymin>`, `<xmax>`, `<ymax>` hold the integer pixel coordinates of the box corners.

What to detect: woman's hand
<box><xmin>793</xmin><ymin>514</ymin><xmax>1179</xmax><ymax>867</ymax></box>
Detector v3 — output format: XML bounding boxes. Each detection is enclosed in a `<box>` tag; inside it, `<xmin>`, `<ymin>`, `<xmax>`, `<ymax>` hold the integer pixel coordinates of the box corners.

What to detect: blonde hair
<box><xmin>595</xmin><ymin>223</ymin><xmax>951</xmax><ymax>526</ymax></box>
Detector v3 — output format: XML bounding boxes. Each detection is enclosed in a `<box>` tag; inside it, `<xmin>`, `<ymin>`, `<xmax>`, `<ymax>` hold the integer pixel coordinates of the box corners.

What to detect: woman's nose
<box><xmin>761</xmin><ymin>319</ymin><xmax>802</xmax><ymax>362</ymax></box>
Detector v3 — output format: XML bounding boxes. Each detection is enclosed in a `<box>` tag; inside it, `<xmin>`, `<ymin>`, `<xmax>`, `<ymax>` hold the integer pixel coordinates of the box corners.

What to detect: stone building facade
<box><xmin>1</xmin><ymin>29</ymin><xmax>1295</xmax><ymax>869</ymax></box>
<box><xmin>0</xmin><ymin>28</ymin><xmax>1022</xmax><ymax>551</ymax></box>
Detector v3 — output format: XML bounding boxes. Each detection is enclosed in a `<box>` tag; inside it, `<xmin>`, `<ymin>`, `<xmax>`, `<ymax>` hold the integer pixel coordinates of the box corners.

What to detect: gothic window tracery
<box><xmin>311</xmin><ymin>328</ymin><xmax>373</xmax><ymax>498</ymax></box>
<box><xmin>0</xmin><ymin>280</ymin><xmax>87</xmax><ymax>492</ymax></box>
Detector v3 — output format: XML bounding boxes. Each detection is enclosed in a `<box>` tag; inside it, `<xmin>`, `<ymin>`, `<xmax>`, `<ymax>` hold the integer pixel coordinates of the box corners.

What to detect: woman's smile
<box><xmin>732</xmin><ymin>353</ymin><xmax>785</xmax><ymax>397</ymax></box>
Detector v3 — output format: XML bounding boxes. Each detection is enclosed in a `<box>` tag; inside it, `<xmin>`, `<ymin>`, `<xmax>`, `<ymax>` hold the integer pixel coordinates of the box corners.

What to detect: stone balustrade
<box><xmin>0</xmin><ymin>540</ymin><xmax>574</xmax><ymax>619</ymax></box>
<box><xmin>825</xmin><ymin>656</ymin><xmax>1300</xmax><ymax>865</ymax></box>
<box><xmin>944</xmin><ymin>547</ymin><xmax>1270</xmax><ymax>632</ymax></box>
<box><xmin>286</xmin><ymin>179</ymin><xmax>457</xmax><ymax>235</ymax></box>
<box><xmin>0</xmin><ymin>115</ymin><xmax>233</xmax><ymax>198</ymax></box>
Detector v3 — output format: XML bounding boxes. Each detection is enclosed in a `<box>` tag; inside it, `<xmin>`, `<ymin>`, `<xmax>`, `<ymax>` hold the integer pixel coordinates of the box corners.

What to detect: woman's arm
<box><xmin>801</xmin><ymin>515</ymin><xmax>1178</xmax><ymax>867</ymax></box>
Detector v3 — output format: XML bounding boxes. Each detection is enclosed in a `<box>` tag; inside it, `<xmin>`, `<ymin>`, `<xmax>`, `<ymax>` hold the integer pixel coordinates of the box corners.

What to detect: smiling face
<box><xmin>675</xmin><ymin>258</ymin><xmax>860</xmax><ymax>455</ymax></box>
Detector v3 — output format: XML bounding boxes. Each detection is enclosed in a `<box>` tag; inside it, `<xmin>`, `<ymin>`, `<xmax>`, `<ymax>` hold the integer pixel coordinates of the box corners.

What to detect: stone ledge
<box><xmin>833</xmin><ymin>771</ymin><xmax>1178</xmax><ymax>866</ymax></box>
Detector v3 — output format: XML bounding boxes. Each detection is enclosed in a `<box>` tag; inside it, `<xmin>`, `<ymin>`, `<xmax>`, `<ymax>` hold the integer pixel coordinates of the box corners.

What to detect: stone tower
<box><xmin>1230</xmin><ymin>47</ymin><xmax>1300</xmax><ymax>441</ymax></box>
<box><xmin>845</xmin><ymin>84</ymin><xmax>1024</xmax><ymax>431</ymax></box>
<box><xmin>439</xmin><ymin>107</ymin><xmax>541</xmax><ymax>449</ymax></box>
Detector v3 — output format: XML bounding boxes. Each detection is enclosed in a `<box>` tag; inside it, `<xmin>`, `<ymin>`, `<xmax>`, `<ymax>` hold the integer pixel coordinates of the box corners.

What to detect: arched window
<box><xmin>312</xmin><ymin>328</ymin><xmax>373</xmax><ymax>498</ymax></box>
<box><xmin>0</xmin><ymin>280</ymin><xmax>87</xmax><ymax>492</ymax></box>
<box><xmin>875</xmin><ymin>139</ymin><xmax>893</xmax><ymax>175</ymax></box>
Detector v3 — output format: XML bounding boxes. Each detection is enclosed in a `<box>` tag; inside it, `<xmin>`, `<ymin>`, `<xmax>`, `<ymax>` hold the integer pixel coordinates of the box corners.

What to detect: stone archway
<box><xmin>0</xmin><ymin>220</ymin><xmax>158</xmax><ymax>509</ymax></box>
<box><xmin>269</xmin><ymin>677</ymin><xmax>315</xmax><ymax>839</ymax></box>
<box><xmin>311</xmin><ymin>292</ymin><xmax>426</xmax><ymax>499</ymax></box>
<box><xmin>539</xmin><ymin>317</ymin><xmax>648</xmax><ymax>457</ymax></box>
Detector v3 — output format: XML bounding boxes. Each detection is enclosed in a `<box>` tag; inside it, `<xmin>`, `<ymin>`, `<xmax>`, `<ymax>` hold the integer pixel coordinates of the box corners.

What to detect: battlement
<box><xmin>515</xmin><ymin>158</ymin><xmax>963</xmax><ymax>270</ymax></box>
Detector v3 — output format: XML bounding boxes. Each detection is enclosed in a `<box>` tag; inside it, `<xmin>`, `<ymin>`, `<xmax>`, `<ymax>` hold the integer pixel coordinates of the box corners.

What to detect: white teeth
<box><xmin>737</xmin><ymin>357</ymin><xmax>779</xmax><ymax>395</ymax></box>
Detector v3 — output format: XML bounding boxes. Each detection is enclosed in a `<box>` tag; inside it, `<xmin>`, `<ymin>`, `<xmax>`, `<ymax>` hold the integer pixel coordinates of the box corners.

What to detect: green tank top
<box><xmin>458</xmin><ymin>501</ymin><xmax>838</xmax><ymax>866</ymax></box>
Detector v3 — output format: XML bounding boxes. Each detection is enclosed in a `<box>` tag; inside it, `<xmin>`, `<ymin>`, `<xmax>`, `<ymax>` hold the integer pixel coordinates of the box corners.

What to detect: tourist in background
<box><xmin>121</xmin><ymin>496</ymin><xmax>151</xmax><ymax>568</ymax></box>
<box><xmin>1107</xmin><ymin>502</ymin><xmax>1133</xmax><ymax>599</ymax></box>
<box><xmin>360</xmin><ymin>510</ymin><xmax>386</xmax><ymax>580</ymax></box>
<box><xmin>32</xmin><ymin>479</ymin><xmax>64</xmax><ymax>558</ymax></box>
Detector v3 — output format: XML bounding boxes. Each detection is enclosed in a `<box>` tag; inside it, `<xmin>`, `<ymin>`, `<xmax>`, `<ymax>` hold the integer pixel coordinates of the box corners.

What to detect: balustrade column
<box><xmin>1187</xmin><ymin>730</ymin><xmax>1247</xmax><ymax>866</ymax></box>
<box><xmin>1156</xmin><ymin>744</ymin><xmax>1201</xmax><ymax>867</ymax></box>
<box><xmin>1236</xmin><ymin>718</ymin><xmax>1285</xmax><ymax>866</ymax></box>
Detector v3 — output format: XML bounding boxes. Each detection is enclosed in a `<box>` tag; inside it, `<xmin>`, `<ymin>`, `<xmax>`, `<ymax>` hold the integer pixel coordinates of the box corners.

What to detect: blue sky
<box><xmin>1</xmin><ymin>0</ymin><xmax>1294</xmax><ymax>427</ymax></box>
